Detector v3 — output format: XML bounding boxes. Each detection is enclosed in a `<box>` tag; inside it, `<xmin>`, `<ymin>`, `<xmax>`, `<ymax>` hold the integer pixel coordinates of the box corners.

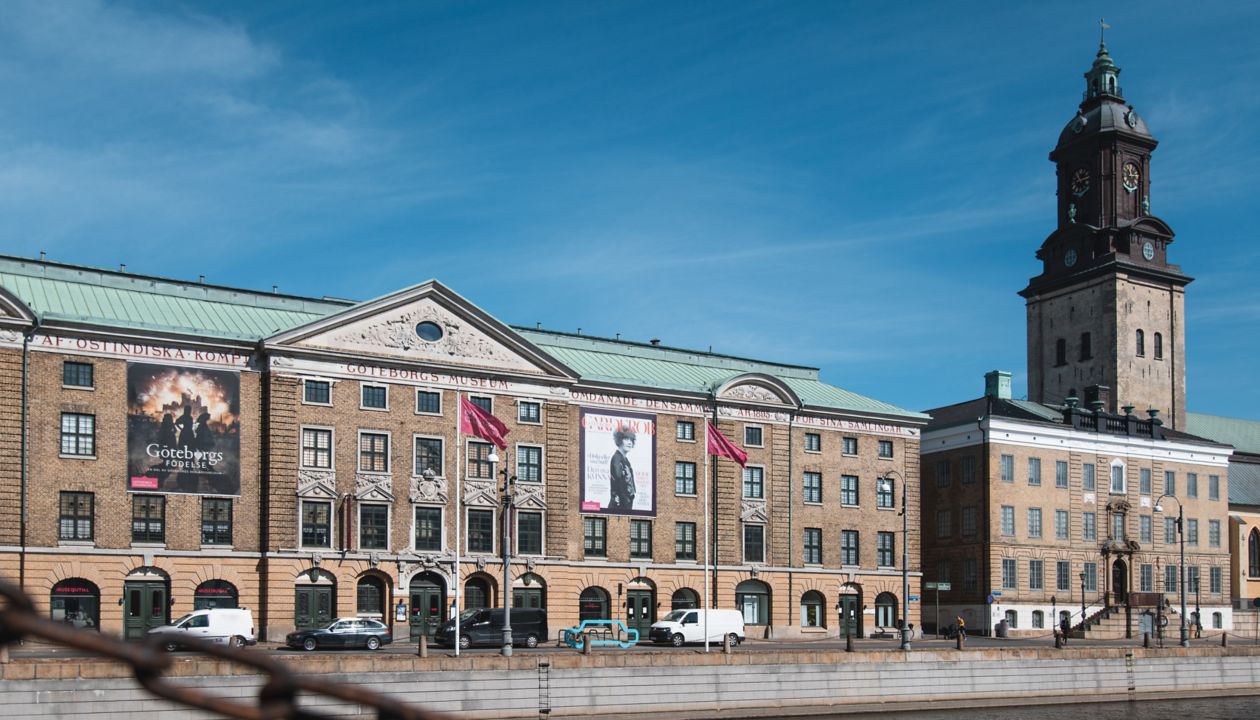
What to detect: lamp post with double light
<box><xmin>879</xmin><ymin>471</ymin><xmax>911</xmax><ymax>651</ymax></box>
<box><xmin>1154</xmin><ymin>494</ymin><xmax>1189</xmax><ymax>648</ymax></box>
<box><xmin>488</xmin><ymin>447</ymin><xmax>517</xmax><ymax>657</ymax></box>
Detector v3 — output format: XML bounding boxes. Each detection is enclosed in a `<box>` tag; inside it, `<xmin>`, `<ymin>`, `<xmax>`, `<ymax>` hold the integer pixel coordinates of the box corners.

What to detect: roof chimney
<box><xmin>984</xmin><ymin>370</ymin><xmax>1012</xmax><ymax>400</ymax></box>
<box><xmin>119</xmin><ymin>263</ymin><xmax>126</xmax><ymax>272</ymax></box>
<box><xmin>39</xmin><ymin>251</ymin><xmax>46</xmax><ymax>261</ymax></box>
<box><xmin>649</xmin><ymin>338</ymin><xmax>661</xmax><ymax>346</ymax></box>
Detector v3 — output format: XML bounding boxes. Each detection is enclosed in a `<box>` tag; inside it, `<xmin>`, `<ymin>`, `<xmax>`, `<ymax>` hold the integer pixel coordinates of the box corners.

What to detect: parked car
<box><xmin>434</xmin><ymin>608</ymin><xmax>548</xmax><ymax>649</ymax></box>
<box><xmin>649</xmin><ymin>608</ymin><xmax>745</xmax><ymax>647</ymax></box>
<box><xmin>286</xmin><ymin>618</ymin><xmax>393</xmax><ymax>651</ymax></box>
<box><xmin>148</xmin><ymin>608</ymin><xmax>256</xmax><ymax>652</ymax></box>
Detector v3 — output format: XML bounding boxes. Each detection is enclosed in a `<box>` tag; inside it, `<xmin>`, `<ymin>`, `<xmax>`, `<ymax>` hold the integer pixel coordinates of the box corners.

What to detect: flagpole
<box><xmin>703</xmin><ymin>422</ymin><xmax>711</xmax><ymax>654</ymax></box>
<box><xmin>454</xmin><ymin>391</ymin><xmax>463</xmax><ymax>657</ymax></box>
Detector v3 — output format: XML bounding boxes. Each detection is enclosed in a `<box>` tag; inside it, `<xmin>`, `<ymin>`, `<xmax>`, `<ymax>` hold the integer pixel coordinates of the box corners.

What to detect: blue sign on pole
<box><xmin>986</xmin><ymin>594</ymin><xmax>996</xmax><ymax>605</ymax></box>
<box><xmin>909</xmin><ymin>595</ymin><xmax>920</xmax><ymax>602</ymax></box>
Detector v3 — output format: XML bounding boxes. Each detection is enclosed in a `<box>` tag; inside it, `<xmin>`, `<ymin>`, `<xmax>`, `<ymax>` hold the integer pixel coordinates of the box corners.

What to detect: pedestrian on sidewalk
<box><xmin>956</xmin><ymin>615</ymin><xmax>966</xmax><ymax>639</ymax></box>
<box><xmin>1060</xmin><ymin>615</ymin><xmax>1071</xmax><ymax>646</ymax></box>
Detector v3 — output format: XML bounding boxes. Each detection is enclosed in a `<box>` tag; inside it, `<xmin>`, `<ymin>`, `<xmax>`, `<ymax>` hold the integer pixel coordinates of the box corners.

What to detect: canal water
<box><xmin>764</xmin><ymin>695</ymin><xmax>1260</xmax><ymax>720</ymax></box>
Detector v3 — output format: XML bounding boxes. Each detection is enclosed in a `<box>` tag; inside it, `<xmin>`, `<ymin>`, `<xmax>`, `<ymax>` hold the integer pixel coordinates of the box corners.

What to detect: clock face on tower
<box><xmin>1070</xmin><ymin>168</ymin><xmax>1090</xmax><ymax>197</ymax></box>
<box><xmin>1123</xmin><ymin>162</ymin><xmax>1140</xmax><ymax>193</ymax></box>
<box><xmin>1064</xmin><ymin>248</ymin><xmax>1078</xmax><ymax>267</ymax></box>
<box><xmin>1142</xmin><ymin>241</ymin><xmax>1154</xmax><ymax>261</ymax></box>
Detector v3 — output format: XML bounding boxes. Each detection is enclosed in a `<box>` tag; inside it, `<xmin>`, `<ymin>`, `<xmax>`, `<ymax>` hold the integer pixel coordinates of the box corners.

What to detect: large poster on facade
<box><xmin>579</xmin><ymin>408</ymin><xmax>656</xmax><ymax>516</ymax></box>
<box><xmin>127</xmin><ymin>363</ymin><xmax>241</xmax><ymax>495</ymax></box>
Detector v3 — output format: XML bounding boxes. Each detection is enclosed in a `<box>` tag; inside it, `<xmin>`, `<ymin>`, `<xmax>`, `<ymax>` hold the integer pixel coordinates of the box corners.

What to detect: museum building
<box><xmin>0</xmin><ymin>254</ymin><xmax>925</xmax><ymax>642</ymax></box>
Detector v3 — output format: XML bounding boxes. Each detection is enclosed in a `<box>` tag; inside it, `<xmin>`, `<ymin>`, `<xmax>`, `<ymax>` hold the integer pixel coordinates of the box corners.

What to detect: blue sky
<box><xmin>1</xmin><ymin>1</ymin><xmax>1256</xmax><ymax>417</ymax></box>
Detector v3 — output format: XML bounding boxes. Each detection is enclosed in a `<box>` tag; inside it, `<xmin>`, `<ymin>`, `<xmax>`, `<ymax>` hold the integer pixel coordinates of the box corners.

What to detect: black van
<box><xmin>435</xmin><ymin>608</ymin><xmax>548</xmax><ymax>649</ymax></box>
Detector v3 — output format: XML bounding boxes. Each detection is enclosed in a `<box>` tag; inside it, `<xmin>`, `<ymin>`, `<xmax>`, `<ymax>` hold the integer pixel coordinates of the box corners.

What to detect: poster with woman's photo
<box><xmin>127</xmin><ymin>362</ymin><xmax>241</xmax><ymax>495</ymax></box>
<box><xmin>579</xmin><ymin>408</ymin><xmax>655</xmax><ymax>516</ymax></box>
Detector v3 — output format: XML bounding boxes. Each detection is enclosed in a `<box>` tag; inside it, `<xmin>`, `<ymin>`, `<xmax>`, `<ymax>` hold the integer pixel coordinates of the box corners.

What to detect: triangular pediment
<box><xmin>265</xmin><ymin>281</ymin><xmax>576</xmax><ymax>379</ymax></box>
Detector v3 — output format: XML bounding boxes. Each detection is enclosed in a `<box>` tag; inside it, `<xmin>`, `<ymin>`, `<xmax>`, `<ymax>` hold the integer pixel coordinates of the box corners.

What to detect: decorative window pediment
<box><xmin>297</xmin><ymin>469</ymin><xmax>337</xmax><ymax>499</ymax></box>
<box><xmin>463</xmin><ymin>479</ymin><xmax>498</xmax><ymax>508</ymax></box>
<box><xmin>409</xmin><ymin>474</ymin><xmax>449</xmax><ymax>505</ymax></box>
<box><xmin>354</xmin><ymin>473</ymin><xmax>395</xmax><ymax>503</ymax></box>
<box><xmin>740</xmin><ymin>498</ymin><xmax>769</xmax><ymax>524</ymax></box>
<box><xmin>514</xmin><ymin>484</ymin><xmax>548</xmax><ymax>510</ymax></box>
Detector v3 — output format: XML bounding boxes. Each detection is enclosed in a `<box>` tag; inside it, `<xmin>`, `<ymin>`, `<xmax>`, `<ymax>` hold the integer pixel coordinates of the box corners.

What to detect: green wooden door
<box><xmin>839</xmin><ymin>595</ymin><xmax>861</xmax><ymax>637</ymax></box>
<box><xmin>123</xmin><ymin>581</ymin><xmax>167</xmax><ymax>640</ymax></box>
<box><xmin>408</xmin><ymin>576</ymin><xmax>445</xmax><ymax>639</ymax></box>
<box><xmin>295</xmin><ymin>586</ymin><xmax>333</xmax><ymax>631</ymax></box>
<box><xmin>625</xmin><ymin>589</ymin><xmax>654</xmax><ymax>642</ymax></box>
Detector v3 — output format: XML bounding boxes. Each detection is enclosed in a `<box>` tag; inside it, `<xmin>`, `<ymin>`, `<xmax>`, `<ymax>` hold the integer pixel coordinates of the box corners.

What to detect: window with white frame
<box><xmin>1187</xmin><ymin>473</ymin><xmax>1199</xmax><ymax>498</ymax></box>
<box><xmin>878</xmin><ymin>440</ymin><xmax>894</xmax><ymax>459</ymax></box>
<box><xmin>803</xmin><ymin>471</ymin><xmax>822</xmax><ymax>503</ymax></box>
<box><xmin>467</xmin><ymin>508</ymin><xmax>495</xmax><ymax>553</ymax></box>
<box><xmin>469</xmin><ymin>396</ymin><xmax>492</xmax><ymax>414</ymax></box>
<box><xmin>676</xmin><ymin>421</ymin><xmax>695</xmax><ymax>441</ymax></box>
<box><xmin>842</xmin><ymin>437</ymin><xmax>857</xmax><ymax>455</ymax></box>
<box><xmin>1165</xmin><ymin>517</ymin><xmax>1177</xmax><ymax>544</ymax></box>
<box><xmin>467</xmin><ymin>441</ymin><xmax>494</xmax><ymax>479</ymax></box>
<box><xmin>1111</xmin><ymin>513</ymin><xmax>1125</xmax><ymax>541</ymax></box>
<box><xmin>1083</xmin><ymin>563</ymin><xmax>1097</xmax><ymax>592</ymax></box>
<box><xmin>876</xmin><ymin>532</ymin><xmax>894</xmax><ymax>567</ymax></box>
<box><xmin>1001</xmin><ymin>505</ymin><xmax>1015</xmax><ymax>535</ymax></box>
<box><xmin>516</xmin><ymin>445</ymin><xmax>543</xmax><ymax>483</ymax></box>
<box><xmin>1083</xmin><ymin>511</ymin><xmax>1096</xmax><ymax>541</ymax></box>
<box><xmin>1110</xmin><ymin>462</ymin><xmax>1125</xmax><ymax>494</ymax></box>
<box><xmin>1187</xmin><ymin>518</ymin><xmax>1199</xmax><ymax>545</ymax></box>
<box><xmin>1056</xmin><ymin>509</ymin><xmax>1069</xmax><ymax>540</ymax></box>
<box><xmin>841</xmin><ymin>530</ymin><xmax>859</xmax><ymax>565</ymax></box>
<box><xmin>742</xmin><ymin>466</ymin><xmax>764</xmax><ymax>499</ymax></box>
<box><xmin>1140</xmin><ymin>468</ymin><xmax>1152</xmax><ymax>495</ymax></box>
<box><xmin>1057</xmin><ymin>561</ymin><xmax>1071</xmax><ymax>591</ymax></box>
<box><xmin>1029</xmin><ymin>560</ymin><xmax>1044</xmax><ymax>590</ymax></box>
<box><xmin>629</xmin><ymin>519</ymin><xmax>651</xmax><ymax>559</ymax></box>
<box><xmin>1209</xmin><ymin>475</ymin><xmax>1220</xmax><ymax>501</ymax></box>
<box><xmin>301</xmin><ymin>500</ymin><xmax>332</xmax><ymax>548</ymax></box>
<box><xmin>518</xmin><ymin>401</ymin><xmax>541</xmax><ymax>424</ymax></box>
<box><xmin>1000</xmin><ymin>454</ymin><xmax>1014</xmax><ymax>482</ymax></box>
<box><xmin>744</xmin><ymin>524</ymin><xmax>765</xmax><ymax>563</ymax></box>
<box><xmin>303</xmin><ymin>379</ymin><xmax>331</xmax><ymax>405</ymax></box>
<box><xmin>675</xmin><ymin>462</ymin><xmax>696</xmax><ymax>495</ymax></box>
<box><xmin>744</xmin><ymin>426</ymin><xmax>763</xmax><ymax>447</ymax></box>
<box><xmin>1028</xmin><ymin>508</ymin><xmax>1043</xmax><ymax>538</ymax></box>
<box><xmin>415</xmin><ymin>389</ymin><xmax>441</xmax><ymax>415</ymax></box>
<box><xmin>583</xmin><ymin>516</ymin><xmax>607</xmax><ymax>557</ymax></box>
<box><xmin>841</xmin><ymin>475</ymin><xmax>859</xmax><ymax>505</ymax></box>
<box><xmin>359</xmin><ymin>504</ymin><xmax>389</xmax><ymax>550</ymax></box>
<box><xmin>358</xmin><ymin>432</ymin><xmax>389</xmax><ymax>473</ymax></box>
<box><xmin>413</xmin><ymin>436</ymin><xmax>443</xmax><ymax>476</ymax></box>
<box><xmin>60</xmin><ymin>413</ymin><xmax>95</xmax><ymax>456</ymax></box>
<box><xmin>1140</xmin><ymin>564</ymin><xmax>1153</xmax><ymax>592</ymax></box>
<box><xmin>804</xmin><ymin>433</ymin><xmax>821</xmax><ymax>452</ymax></box>
<box><xmin>1210</xmin><ymin>566</ymin><xmax>1222</xmax><ymax>594</ymax></box>
<box><xmin>301</xmin><ymin>428</ymin><xmax>333</xmax><ymax>468</ymax></box>
<box><xmin>876</xmin><ymin>478</ymin><xmax>894</xmax><ymax>509</ymax></box>
<box><xmin>675</xmin><ymin>522</ymin><xmax>696</xmax><ymax>560</ymax></box>
<box><xmin>1209</xmin><ymin>519</ymin><xmax>1220</xmax><ymax>547</ymax></box>
<box><xmin>361</xmin><ymin>384</ymin><xmax>388</xmax><ymax>410</ymax></box>
<box><xmin>803</xmin><ymin>527</ymin><xmax>822</xmax><ymax>564</ymax></box>
<box><xmin>1001</xmin><ymin>558</ymin><xmax>1017</xmax><ymax>589</ymax></box>
<box><xmin>63</xmin><ymin>361</ymin><xmax>94</xmax><ymax>388</ymax></box>
<box><xmin>1055</xmin><ymin>460</ymin><xmax>1068</xmax><ymax>488</ymax></box>
<box><xmin>518</xmin><ymin>511</ymin><xmax>544</xmax><ymax>555</ymax></box>
<box><xmin>413</xmin><ymin>506</ymin><xmax>442</xmax><ymax>551</ymax></box>
<box><xmin>1082</xmin><ymin>463</ymin><xmax>1096</xmax><ymax>490</ymax></box>
<box><xmin>1028</xmin><ymin>457</ymin><xmax>1042</xmax><ymax>486</ymax></box>
<box><xmin>1140</xmin><ymin>514</ymin><xmax>1152</xmax><ymax>543</ymax></box>
<box><xmin>1164</xmin><ymin>471</ymin><xmax>1176</xmax><ymax>496</ymax></box>
<box><xmin>1164</xmin><ymin>564</ymin><xmax>1178</xmax><ymax>593</ymax></box>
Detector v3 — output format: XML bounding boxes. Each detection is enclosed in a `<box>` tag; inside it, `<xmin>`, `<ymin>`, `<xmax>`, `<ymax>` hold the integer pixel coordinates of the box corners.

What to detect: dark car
<box><xmin>286</xmin><ymin>618</ymin><xmax>393</xmax><ymax>651</ymax></box>
<box><xmin>435</xmin><ymin>608</ymin><xmax>547</xmax><ymax>649</ymax></box>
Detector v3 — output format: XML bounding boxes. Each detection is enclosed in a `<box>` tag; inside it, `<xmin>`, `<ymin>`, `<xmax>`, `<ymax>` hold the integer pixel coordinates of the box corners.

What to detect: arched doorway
<box><xmin>408</xmin><ymin>572</ymin><xmax>446</xmax><ymax>639</ymax></box>
<box><xmin>356</xmin><ymin>575</ymin><xmax>387</xmax><ymax>619</ymax></box>
<box><xmin>1112</xmin><ymin>558</ymin><xmax>1128</xmax><ymax>604</ymax></box>
<box><xmin>513</xmin><ymin>573</ymin><xmax>545</xmax><ymax>610</ymax></box>
<box><xmin>800</xmin><ymin>590</ymin><xmax>825</xmax><ymax>628</ymax></box>
<box><xmin>671</xmin><ymin>588</ymin><xmax>699</xmax><ymax>611</ymax></box>
<box><xmin>837</xmin><ymin>584</ymin><xmax>862</xmax><ymax>637</ymax></box>
<box><xmin>464</xmin><ymin>575</ymin><xmax>493</xmax><ymax>611</ymax></box>
<box><xmin>874</xmin><ymin>592</ymin><xmax>898</xmax><ymax>630</ymax></box>
<box><xmin>295</xmin><ymin>569</ymin><xmax>335</xmax><ymax>631</ymax></box>
<box><xmin>735</xmin><ymin>580</ymin><xmax>770</xmax><ymax>627</ymax></box>
<box><xmin>624</xmin><ymin>577</ymin><xmax>656</xmax><ymax>640</ymax></box>
<box><xmin>194</xmin><ymin>580</ymin><xmax>239</xmax><ymax>610</ymax></box>
<box><xmin>1248</xmin><ymin>529</ymin><xmax>1259</xmax><ymax>577</ymax></box>
<box><xmin>50</xmin><ymin>578</ymin><xmax>99</xmax><ymax>631</ymax></box>
<box><xmin>578</xmin><ymin>587</ymin><xmax>610</xmax><ymax>621</ymax></box>
<box><xmin>123</xmin><ymin>569</ymin><xmax>169</xmax><ymax>639</ymax></box>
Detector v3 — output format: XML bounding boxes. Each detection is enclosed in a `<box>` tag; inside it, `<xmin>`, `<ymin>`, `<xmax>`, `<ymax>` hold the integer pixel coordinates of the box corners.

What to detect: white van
<box><xmin>648</xmin><ymin>608</ymin><xmax>745</xmax><ymax>647</ymax></box>
<box><xmin>148</xmin><ymin>608</ymin><xmax>256</xmax><ymax>651</ymax></box>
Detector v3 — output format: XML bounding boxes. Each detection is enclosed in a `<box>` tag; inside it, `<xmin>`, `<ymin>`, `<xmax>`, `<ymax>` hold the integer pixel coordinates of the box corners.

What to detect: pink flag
<box><xmin>460</xmin><ymin>396</ymin><xmax>510</xmax><ymax>449</ymax></box>
<box><xmin>706</xmin><ymin>422</ymin><xmax>748</xmax><ymax>468</ymax></box>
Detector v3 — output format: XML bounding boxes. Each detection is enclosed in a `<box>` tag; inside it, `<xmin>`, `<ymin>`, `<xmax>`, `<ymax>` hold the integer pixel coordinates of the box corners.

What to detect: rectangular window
<box><xmin>1140</xmin><ymin>514</ymin><xmax>1152</xmax><ymax>544</ymax></box>
<box><xmin>1165</xmin><ymin>517</ymin><xmax>1177</xmax><ymax>545</ymax></box>
<box><xmin>1210</xmin><ymin>566</ymin><xmax>1222</xmax><ymax>594</ymax></box>
<box><xmin>301</xmin><ymin>500</ymin><xmax>331</xmax><ymax>548</ymax></box>
<box><xmin>936</xmin><ymin>510</ymin><xmax>952</xmax><ymax>539</ymax></box>
<box><xmin>803</xmin><ymin>472</ymin><xmax>822</xmax><ymax>503</ymax></box>
<box><xmin>1164</xmin><ymin>564</ymin><xmax>1178</xmax><ymax>593</ymax></box>
<box><xmin>935</xmin><ymin>460</ymin><xmax>951</xmax><ymax>488</ymax></box>
<box><xmin>1164</xmin><ymin>471</ymin><xmax>1176</xmax><ymax>496</ymax></box>
<box><xmin>1110</xmin><ymin>465</ymin><xmax>1125</xmax><ymax>494</ymax></box>
<box><xmin>1028</xmin><ymin>508</ymin><xmax>1043</xmax><ymax>538</ymax></box>
<box><xmin>131</xmin><ymin>495</ymin><xmax>165</xmax><ymax>544</ymax></box>
<box><xmin>630</xmin><ymin>519</ymin><xmax>652</xmax><ymax>559</ymax></box>
<box><xmin>963</xmin><ymin>558</ymin><xmax>978</xmax><ymax>592</ymax></box>
<box><xmin>1187</xmin><ymin>518</ymin><xmax>1199</xmax><ymax>545</ymax></box>
<box><xmin>803</xmin><ymin>527</ymin><xmax>822</xmax><ymax>564</ymax></box>
<box><xmin>935</xmin><ymin>561</ymin><xmax>951</xmax><ymax>584</ymax></box>
<box><xmin>675</xmin><ymin>522</ymin><xmax>696</xmax><ymax>560</ymax></box>
<box><xmin>744</xmin><ymin>426</ymin><xmax>763</xmax><ymax>447</ymax></box>
<box><xmin>878</xmin><ymin>440</ymin><xmax>894</xmax><ymax>459</ymax></box>
<box><xmin>1083</xmin><ymin>562</ymin><xmax>1097</xmax><ymax>592</ymax></box>
<box><xmin>961</xmin><ymin>455</ymin><xmax>976</xmax><ymax>484</ymax></box>
<box><xmin>675</xmin><ymin>462</ymin><xmax>697</xmax><ymax>495</ymax></box>
<box><xmin>58</xmin><ymin>492</ymin><xmax>94</xmax><ymax>541</ymax></box>
<box><xmin>842</xmin><ymin>437</ymin><xmax>858</xmax><ymax>455</ymax></box>
<box><xmin>63</xmin><ymin>361</ymin><xmax>94</xmax><ymax>388</ymax></box>
<box><xmin>361</xmin><ymin>384</ymin><xmax>388</xmax><ymax>409</ymax></box>
<box><xmin>516</xmin><ymin>445</ymin><xmax>543</xmax><ymax>483</ymax></box>
<box><xmin>584</xmin><ymin>516</ymin><xmax>607</xmax><ymax>557</ymax></box>
<box><xmin>518</xmin><ymin>401</ymin><xmax>541</xmax><ymax>424</ymax></box>
<box><xmin>1029</xmin><ymin>559</ymin><xmax>1044</xmax><ymax>590</ymax></box>
<box><xmin>1028</xmin><ymin>457</ymin><xmax>1042</xmax><ymax>486</ymax></box>
<box><xmin>1209</xmin><ymin>475</ymin><xmax>1220</xmax><ymax>501</ymax></box>
<box><xmin>1082</xmin><ymin>512</ymin><xmax>1096</xmax><ymax>541</ymax></box>
<box><xmin>414</xmin><ymin>507</ymin><xmax>442</xmax><ymax>551</ymax></box>
<box><xmin>1000</xmin><ymin>454</ymin><xmax>1014</xmax><ymax>483</ymax></box>
<box><xmin>1140</xmin><ymin>468</ymin><xmax>1152</xmax><ymax>495</ymax></box>
<box><xmin>359</xmin><ymin>504</ymin><xmax>389</xmax><ymax>550</ymax></box>
<box><xmin>304</xmin><ymin>379</ymin><xmax>331</xmax><ymax>404</ymax></box>
<box><xmin>962</xmin><ymin>506</ymin><xmax>977</xmax><ymax>537</ymax></box>
<box><xmin>201</xmin><ymin>498</ymin><xmax>232</xmax><ymax>545</ymax></box>
<box><xmin>301</xmin><ymin>428</ymin><xmax>333</xmax><ymax>469</ymax></box>
<box><xmin>841</xmin><ymin>530</ymin><xmax>859</xmax><ymax>565</ymax></box>
<box><xmin>416</xmin><ymin>390</ymin><xmax>441</xmax><ymax>414</ymax></box>
<box><xmin>876</xmin><ymin>531</ymin><xmax>895</xmax><ymax>567</ymax></box>
<box><xmin>1056</xmin><ymin>460</ymin><xmax>1068</xmax><ymax>488</ymax></box>
<box><xmin>743</xmin><ymin>524</ymin><xmax>765</xmax><ymax>563</ymax></box>
<box><xmin>1002</xmin><ymin>558</ymin><xmax>1017</xmax><ymax>590</ymax></box>
<box><xmin>1187</xmin><ymin>473</ymin><xmax>1199</xmax><ymax>498</ymax></box>
<box><xmin>676</xmin><ymin>421</ymin><xmax>695</xmax><ymax>441</ymax></box>
<box><xmin>414</xmin><ymin>437</ymin><xmax>443</xmax><ymax>477</ymax></box>
<box><xmin>840</xmin><ymin>475</ymin><xmax>859</xmax><ymax>505</ymax></box>
<box><xmin>469</xmin><ymin>396</ymin><xmax>493</xmax><ymax>414</ymax></box>
<box><xmin>518</xmin><ymin>511</ymin><xmax>543</xmax><ymax>555</ymax></box>
<box><xmin>1111</xmin><ymin>513</ymin><xmax>1125</xmax><ymax>541</ymax></box>
<box><xmin>1083</xmin><ymin>463</ymin><xmax>1096</xmax><ymax>491</ymax></box>
<box><xmin>60</xmin><ymin>413</ymin><xmax>95</xmax><ymax>456</ymax></box>
<box><xmin>1056</xmin><ymin>561</ymin><xmax>1071</xmax><ymax>592</ymax></box>
<box><xmin>1056</xmin><ymin>509</ymin><xmax>1069</xmax><ymax>540</ymax></box>
<box><xmin>1188</xmin><ymin>566</ymin><xmax>1200</xmax><ymax>594</ymax></box>
<box><xmin>804</xmin><ymin>433</ymin><xmax>821</xmax><ymax>452</ymax></box>
<box><xmin>1001</xmin><ymin>505</ymin><xmax>1015</xmax><ymax>535</ymax></box>
<box><xmin>876</xmin><ymin>478</ymin><xmax>895</xmax><ymax>509</ymax></box>
<box><xmin>468</xmin><ymin>509</ymin><xmax>495</xmax><ymax>553</ymax></box>
<box><xmin>467</xmin><ymin>441</ymin><xmax>494</xmax><ymax>479</ymax></box>
<box><xmin>359</xmin><ymin>432</ymin><xmax>389</xmax><ymax>473</ymax></box>
<box><xmin>742</xmin><ymin>466</ymin><xmax>764</xmax><ymax>499</ymax></box>
<box><xmin>1209</xmin><ymin>519</ymin><xmax>1221</xmax><ymax>547</ymax></box>
<box><xmin>1140</xmin><ymin>564</ymin><xmax>1153</xmax><ymax>593</ymax></box>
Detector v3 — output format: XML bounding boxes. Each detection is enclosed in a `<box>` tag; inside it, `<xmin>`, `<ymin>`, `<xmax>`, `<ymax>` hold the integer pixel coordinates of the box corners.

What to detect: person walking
<box><xmin>955</xmin><ymin>615</ymin><xmax>966</xmax><ymax>639</ymax></box>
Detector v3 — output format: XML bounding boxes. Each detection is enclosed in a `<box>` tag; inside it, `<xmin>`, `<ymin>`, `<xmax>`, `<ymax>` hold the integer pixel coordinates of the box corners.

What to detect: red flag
<box><xmin>706</xmin><ymin>422</ymin><xmax>748</xmax><ymax>468</ymax></box>
<box><xmin>460</xmin><ymin>396</ymin><xmax>510</xmax><ymax>449</ymax></box>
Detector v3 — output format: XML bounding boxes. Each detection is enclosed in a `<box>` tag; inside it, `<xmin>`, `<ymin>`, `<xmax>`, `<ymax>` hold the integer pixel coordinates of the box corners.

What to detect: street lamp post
<box><xmin>880</xmin><ymin>471</ymin><xmax>910</xmax><ymax>651</ymax></box>
<box><xmin>1079</xmin><ymin>571</ymin><xmax>1086</xmax><ymax>629</ymax></box>
<box><xmin>1154</xmin><ymin>494</ymin><xmax>1189</xmax><ymax>648</ymax></box>
<box><xmin>489</xmin><ymin>448</ymin><xmax>517</xmax><ymax>657</ymax></box>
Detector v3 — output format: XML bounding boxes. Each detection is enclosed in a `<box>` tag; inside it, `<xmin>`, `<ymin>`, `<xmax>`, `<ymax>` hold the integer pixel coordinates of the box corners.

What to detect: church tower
<box><xmin>1020</xmin><ymin>34</ymin><xmax>1191</xmax><ymax>429</ymax></box>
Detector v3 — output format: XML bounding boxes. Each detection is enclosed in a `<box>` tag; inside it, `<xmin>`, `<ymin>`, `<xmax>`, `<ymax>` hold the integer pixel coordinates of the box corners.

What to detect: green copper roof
<box><xmin>518</xmin><ymin>328</ymin><xmax>928</xmax><ymax>420</ymax></box>
<box><xmin>1185</xmin><ymin>413</ymin><xmax>1260</xmax><ymax>456</ymax></box>
<box><xmin>0</xmin><ymin>255</ymin><xmax>349</xmax><ymax>341</ymax></box>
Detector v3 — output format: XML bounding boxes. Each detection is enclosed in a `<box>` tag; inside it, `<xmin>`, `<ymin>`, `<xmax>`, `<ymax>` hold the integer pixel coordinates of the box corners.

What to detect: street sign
<box><xmin>986</xmin><ymin>594</ymin><xmax>996</xmax><ymax>604</ymax></box>
<box><xmin>909</xmin><ymin>595</ymin><xmax>919</xmax><ymax>602</ymax></box>
<box><xmin>926</xmin><ymin>582</ymin><xmax>951</xmax><ymax>591</ymax></box>
<box><xmin>990</xmin><ymin>591</ymin><xmax>1003</xmax><ymax>596</ymax></box>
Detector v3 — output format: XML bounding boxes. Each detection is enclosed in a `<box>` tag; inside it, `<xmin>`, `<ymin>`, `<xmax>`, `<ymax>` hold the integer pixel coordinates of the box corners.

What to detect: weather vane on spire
<box><xmin>1099</xmin><ymin>17</ymin><xmax>1111</xmax><ymax>46</ymax></box>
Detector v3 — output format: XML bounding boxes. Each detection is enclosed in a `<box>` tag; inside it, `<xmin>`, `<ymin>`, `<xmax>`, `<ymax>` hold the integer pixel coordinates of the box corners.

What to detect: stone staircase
<box><xmin>1073</xmin><ymin>605</ymin><xmax>1130</xmax><ymax>639</ymax></box>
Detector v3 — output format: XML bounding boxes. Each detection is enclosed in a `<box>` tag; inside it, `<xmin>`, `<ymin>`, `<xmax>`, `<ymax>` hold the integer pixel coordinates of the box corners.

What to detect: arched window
<box><xmin>356</xmin><ymin>576</ymin><xmax>386</xmax><ymax>618</ymax></box>
<box><xmin>1212</xmin><ymin>612</ymin><xmax>1222</xmax><ymax>629</ymax></box>
<box><xmin>670</xmin><ymin>588</ymin><xmax>698</xmax><ymax>611</ymax></box>
<box><xmin>735</xmin><ymin>580</ymin><xmax>771</xmax><ymax>626</ymax></box>
<box><xmin>1004</xmin><ymin>609</ymin><xmax>1018</xmax><ymax>628</ymax></box>
<box><xmin>800</xmin><ymin>590</ymin><xmax>825</xmax><ymax>628</ymax></box>
<box><xmin>578</xmin><ymin>587</ymin><xmax>610</xmax><ymax>621</ymax></box>
<box><xmin>1031</xmin><ymin>610</ymin><xmax>1044</xmax><ymax>629</ymax></box>
<box><xmin>1136</xmin><ymin>329</ymin><xmax>1145</xmax><ymax>356</ymax></box>
<box><xmin>194</xmin><ymin>579</ymin><xmax>239</xmax><ymax>610</ymax></box>
<box><xmin>1154</xmin><ymin>332</ymin><xmax>1164</xmax><ymax>360</ymax></box>
<box><xmin>465</xmin><ymin>577</ymin><xmax>491</xmax><ymax>610</ymax></box>
<box><xmin>51</xmin><ymin>578</ymin><xmax>100</xmax><ymax>631</ymax></box>
<box><xmin>1249</xmin><ymin>529</ymin><xmax>1260</xmax><ymax>577</ymax></box>
<box><xmin>1059</xmin><ymin>610</ymin><xmax>1071</xmax><ymax>626</ymax></box>
<box><xmin>874</xmin><ymin>592</ymin><xmax>897</xmax><ymax>629</ymax></box>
